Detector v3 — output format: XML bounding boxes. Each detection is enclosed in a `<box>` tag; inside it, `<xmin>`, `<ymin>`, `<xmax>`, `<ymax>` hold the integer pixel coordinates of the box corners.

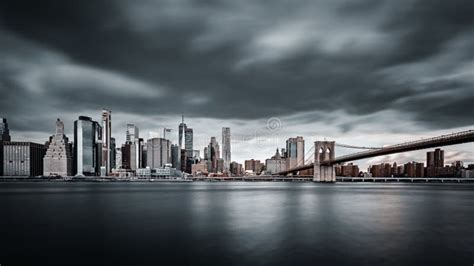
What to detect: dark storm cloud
<box><xmin>0</xmin><ymin>0</ymin><xmax>473</xmax><ymax>135</ymax></box>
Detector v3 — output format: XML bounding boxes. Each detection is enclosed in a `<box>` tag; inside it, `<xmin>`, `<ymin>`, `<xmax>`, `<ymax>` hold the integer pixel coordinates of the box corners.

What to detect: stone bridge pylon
<box><xmin>313</xmin><ymin>141</ymin><xmax>336</xmax><ymax>182</ymax></box>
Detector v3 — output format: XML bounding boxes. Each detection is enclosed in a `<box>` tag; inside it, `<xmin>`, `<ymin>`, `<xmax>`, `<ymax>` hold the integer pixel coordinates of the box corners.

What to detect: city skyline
<box><xmin>1</xmin><ymin>0</ymin><xmax>473</xmax><ymax>168</ymax></box>
<box><xmin>1</xmin><ymin>114</ymin><xmax>473</xmax><ymax>170</ymax></box>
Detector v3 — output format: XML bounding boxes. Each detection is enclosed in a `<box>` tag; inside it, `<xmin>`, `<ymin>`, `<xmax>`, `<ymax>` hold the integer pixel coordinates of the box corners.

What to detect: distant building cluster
<box><xmin>364</xmin><ymin>148</ymin><xmax>473</xmax><ymax>178</ymax></box>
<box><xmin>0</xmin><ymin>112</ymin><xmax>236</xmax><ymax>179</ymax></box>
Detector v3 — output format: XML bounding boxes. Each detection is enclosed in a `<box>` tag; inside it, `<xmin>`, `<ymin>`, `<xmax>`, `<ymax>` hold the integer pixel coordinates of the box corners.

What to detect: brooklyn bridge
<box><xmin>276</xmin><ymin>130</ymin><xmax>474</xmax><ymax>182</ymax></box>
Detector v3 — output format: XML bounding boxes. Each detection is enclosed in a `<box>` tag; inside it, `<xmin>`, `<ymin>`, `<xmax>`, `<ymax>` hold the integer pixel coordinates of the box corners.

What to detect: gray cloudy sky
<box><xmin>1</xmin><ymin>0</ymin><xmax>473</xmax><ymax>168</ymax></box>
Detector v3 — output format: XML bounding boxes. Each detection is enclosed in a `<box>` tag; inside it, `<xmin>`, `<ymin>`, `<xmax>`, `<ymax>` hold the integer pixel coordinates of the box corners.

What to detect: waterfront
<box><xmin>1</xmin><ymin>182</ymin><xmax>473</xmax><ymax>265</ymax></box>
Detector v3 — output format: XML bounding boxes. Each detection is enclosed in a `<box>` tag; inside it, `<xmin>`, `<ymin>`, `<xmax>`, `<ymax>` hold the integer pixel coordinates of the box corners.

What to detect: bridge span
<box><xmin>277</xmin><ymin>129</ymin><xmax>474</xmax><ymax>181</ymax></box>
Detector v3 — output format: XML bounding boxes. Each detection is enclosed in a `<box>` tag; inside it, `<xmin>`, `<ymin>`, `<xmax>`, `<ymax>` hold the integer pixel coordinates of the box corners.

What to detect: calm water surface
<box><xmin>1</xmin><ymin>182</ymin><xmax>473</xmax><ymax>266</ymax></box>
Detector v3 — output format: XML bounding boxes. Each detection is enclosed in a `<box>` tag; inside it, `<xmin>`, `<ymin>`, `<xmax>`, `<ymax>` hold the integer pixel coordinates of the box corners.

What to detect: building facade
<box><xmin>222</xmin><ymin>127</ymin><xmax>231</xmax><ymax>173</ymax></box>
<box><xmin>74</xmin><ymin>116</ymin><xmax>102</xmax><ymax>176</ymax></box>
<box><xmin>171</xmin><ymin>144</ymin><xmax>180</xmax><ymax>169</ymax></box>
<box><xmin>147</xmin><ymin>138</ymin><xmax>171</xmax><ymax>168</ymax></box>
<box><xmin>3</xmin><ymin>142</ymin><xmax>46</xmax><ymax>176</ymax></box>
<box><xmin>245</xmin><ymin>159</ymin><xmax>263</xmax><ymax>174</ymax></box>
<box><xmin>265</xmin><ymin>148</ymin><xmax>286</xmax><ymax>175</ymax></box>
<box><xmin>101</xmin><ymin>109</ymin><xmax>112</xmax><ymax>175</ymax></box>
<box><xmin>126</xmin><ymin>124</ymin><xmax>139</xmax><ymax>142</ymax></box>
<box><xmin>286</xmin><ymin>136</ymin><xmax>304</xmax><ymax>169</ymax></box>
<box><xmin>43</xmin><ymin>119</ymin><xmax>73</xmax><ymax>177</ymax></box>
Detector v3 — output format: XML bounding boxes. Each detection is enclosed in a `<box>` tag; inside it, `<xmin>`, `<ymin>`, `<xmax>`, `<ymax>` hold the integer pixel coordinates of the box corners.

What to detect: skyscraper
<box><xmin>286</xmin><ymin>136</ymin><xmax>305</xmax><ymax>169</ymax></box>
<box><xmin>434</xmin><ymin>148</ymin><xmax>444</xmax><ymax>167</ymax></box>
<box><xmin>185</xmin><ymin>128</ymin><xmax>193</xmax><ymax>155</ymax></box>
<box><xmin>222</xmin><ymin>127</ymin><xmax>231</xmax><ymax>172</ymax></box>
<box><xmin>0</xmin><ymin>118</ymin><xmax>10</xmax><ymax>142</ymax></box>
<box><xmin>179</xmin><ymin>115</ymin><xmax>186</xmax><ymax>150</ymax></box>
<box><xmin>73</xmin><ymin>116</ymin><xmax>102</xmax><ymax>176</ymax></box>
<box><xmin>147</xmin><ymin>138</ymin><xmax>171</xmax><ymax>168</ymax></box>
<box><xmin>171</xmin><ymin>144</ymin><xmax>180</xmax><ymax>169</ymax></box>
<box><xmin>207</xmin><ymin>137</ymin><xmax>219</xmax><ymax>173</ymax></box>
<box><xmin>44</xmin><ymin>119</ymin><xmax>73</xmax><ymax>176</ymax></box>
<box><xmin>126</xmin><ymin>124</ymin><xmax>139</xmax><ymax>142</ymax></box>
<box><xmin>101</xmin><ymin>109</ymin><xmax>112</xmax><ymax>175</ymax></box>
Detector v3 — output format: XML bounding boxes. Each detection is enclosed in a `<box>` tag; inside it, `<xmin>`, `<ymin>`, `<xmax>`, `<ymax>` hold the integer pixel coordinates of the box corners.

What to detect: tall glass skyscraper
<box><xmin>74</xmin><ymin>116</ymin><xmax>102</xmax><ymax>176</ymax></box>
<box><xmin>101</xmin><ymin>109</ymin><xmax>112</xmax><ymax>175</ymax></box>
<box><xmin>126</xmin><ymin>124</ymin><xmax>139</xmax><ymax>142</ymax></box>
<box><xmin>222</xmin><ymin>127</ymin><xmax>231</xmax><ymax>172</ymax></box>
<box><xmin>286</xmin><ymin>136</ymin><xmax>305</xmax><ymax>169</ymax></box>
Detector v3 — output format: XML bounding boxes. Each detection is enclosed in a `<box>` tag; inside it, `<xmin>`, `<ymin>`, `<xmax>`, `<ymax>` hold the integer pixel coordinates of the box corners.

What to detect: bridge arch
<box><xmin>314</xmin><ymin>141</ymin><xmax>336</xmax><ymax>182</ymax></box>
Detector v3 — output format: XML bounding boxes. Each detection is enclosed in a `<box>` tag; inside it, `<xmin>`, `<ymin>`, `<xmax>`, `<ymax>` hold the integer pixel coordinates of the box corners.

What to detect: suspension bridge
<box><xmin>277</xmin><ymin>129</ymin><xmax>474</xmax><ymax>182</ymax></box>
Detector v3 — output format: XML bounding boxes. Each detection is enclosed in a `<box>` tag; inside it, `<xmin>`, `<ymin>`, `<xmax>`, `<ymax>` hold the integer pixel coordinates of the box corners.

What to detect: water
<box><xmin>1</xmin><ymin>182</ymin><xmax>473</xmax><ymax>266</ymax></box>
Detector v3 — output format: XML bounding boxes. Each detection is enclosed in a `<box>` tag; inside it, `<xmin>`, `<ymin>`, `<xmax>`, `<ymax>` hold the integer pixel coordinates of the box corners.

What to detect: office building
<box><xmin>286</xmin><ymin>136</ymin><xmax>304</xmax><ymax>169</ymax></box>
<box><xmin>222</xmin><ymin>127</ymin><xmax>231</xmax><ymax>173</ymax></box>
<box><xmin>230</xmin><ymin>161</ymin><xmax>243</xmax><ymax>176</ymax></box>
<box><xmin>44</xmin><ymin>119</ymin><xmax>73</xmax><ymax>176</ymax></box>
<box><xmin>121</xmin><ymin>143</ymin><xmax>132</xmax><ymax>169</ymax></box>
<box><xmin>115</xmin><ymin>147</ymin><xmax>122</xmax><ymax>169</ymax></box>
<box><xmin>171</xmin><ymin>144</ymin><xmax>180</xmax><ymax>169</ymax></box>
<box><xmin>265</xmin><ymin>148</ymin><xmax>286</xmax><ymax>174</ymax></box>
<box><xmin>110</xmin><ymin>137</ymin><xmax>116</xmax><ymax>170</ymax></box>
<box><xmin>73</xmin><ymin>116</ymin><xmax>102</xmax><ymax>176</ymax></box>
<box><xmin>207</xmin><ymin>137</ymin><xmax>220</xmax><ymax>173</ymax></box>
<box><xmin>426</xmin><ymin>148</ymin><xmax>445</xmax><ymax>177</ymax></box>
<box><xmin>126</xmin><ymin>124</ymin><xmax>139</xmax><ymax>142</ymax></box>
<box><xmin>3</xmin><ymin>142</ymin><xmax>46</xmax><ymax>176</ymax></box>
<box><xmin>147</xmin><ymin>138</ymin><xmax>171</xmax><ymax>168</ymax></box>
<box><xmin>245</xmin><ymin>159</ymin><xmax>263</xmax><ymax>174</ymax></box>
<box><xmin>101</xmin><ymin>109</ymin><xmax>112</xmax><ymax>175</ymax></box>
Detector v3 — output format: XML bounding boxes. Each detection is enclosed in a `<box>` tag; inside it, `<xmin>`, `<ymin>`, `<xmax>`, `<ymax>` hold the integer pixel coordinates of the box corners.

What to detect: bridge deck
<box><xmin>278</xmin><ymin>129</ymin><xmax>474</xmax><ymax>175</ymax></box>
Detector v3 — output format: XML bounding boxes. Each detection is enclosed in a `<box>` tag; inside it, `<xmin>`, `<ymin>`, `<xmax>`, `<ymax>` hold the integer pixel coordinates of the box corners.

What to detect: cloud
<box><xmin>0</xmin><ymin>0</ymin><xmax>473</xmax><ymax>167</ymax></box>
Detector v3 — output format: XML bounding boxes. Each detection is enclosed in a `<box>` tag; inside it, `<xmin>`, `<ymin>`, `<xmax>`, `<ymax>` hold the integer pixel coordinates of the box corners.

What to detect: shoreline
<box><xmin>1</xmin><ymin>176</ymin><xmax>474</xmax><ymax>183</ymax></box>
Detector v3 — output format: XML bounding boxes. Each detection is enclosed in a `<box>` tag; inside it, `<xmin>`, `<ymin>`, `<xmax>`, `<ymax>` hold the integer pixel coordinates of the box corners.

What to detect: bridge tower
<box><xmin>314</xmin><ymin>141</ymin><xmax>336</xmax><ymax>182</ymax></box>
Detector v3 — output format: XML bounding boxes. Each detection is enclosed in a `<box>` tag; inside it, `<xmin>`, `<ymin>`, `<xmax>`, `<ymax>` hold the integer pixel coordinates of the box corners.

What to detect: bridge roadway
<box><xmin>278</xmin><ymin>129</ymin><xmax>474</xmax><ymax>175</ymax></box>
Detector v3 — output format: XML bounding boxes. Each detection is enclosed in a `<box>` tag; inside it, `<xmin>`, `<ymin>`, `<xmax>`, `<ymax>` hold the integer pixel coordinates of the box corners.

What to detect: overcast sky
<box><xmin>1</xmin><ymin>0</ymin><xmax>473</xmax><ymax>168</ymax></box>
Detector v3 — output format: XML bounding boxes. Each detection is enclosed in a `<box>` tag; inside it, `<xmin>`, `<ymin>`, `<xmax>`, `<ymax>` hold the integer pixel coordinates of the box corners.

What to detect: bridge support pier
<box><xmin>313</xmin><ymin>141</ymin><xmax>336</xmax><ymax>182</ymax></box>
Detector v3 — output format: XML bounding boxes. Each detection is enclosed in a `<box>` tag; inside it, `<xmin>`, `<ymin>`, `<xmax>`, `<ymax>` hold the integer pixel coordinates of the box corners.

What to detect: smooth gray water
<box><xmin>1</xmin><ymin>182</ymin><xmax>473</xmax><ymax>265</ymax></box>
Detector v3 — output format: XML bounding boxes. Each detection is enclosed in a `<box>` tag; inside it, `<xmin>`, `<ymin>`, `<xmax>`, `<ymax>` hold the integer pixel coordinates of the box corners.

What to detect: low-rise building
<box><xmin>3</xmin><ymin>142</ymin><xmax>46</xmax><ymax>176</ymax></box>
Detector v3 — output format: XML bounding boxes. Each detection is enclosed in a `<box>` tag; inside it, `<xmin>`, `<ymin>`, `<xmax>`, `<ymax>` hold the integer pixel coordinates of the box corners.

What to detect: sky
<box><xmin>1</xmin><ymin>0</ymin><xmax>473</xmax><ymax>169</ymax></box>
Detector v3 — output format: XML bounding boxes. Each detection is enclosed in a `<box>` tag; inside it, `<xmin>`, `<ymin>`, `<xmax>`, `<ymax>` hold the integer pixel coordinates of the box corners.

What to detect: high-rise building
<box><xmin>179</xmin><ymin>116</ymin><xmax>186</xmax><ymax>150</ymax></box>
<box><xmin>44</xmin><ymin>119</ymin><xmax>73</xmax><ymax>177</ymax></box>
<box><xmin>110</xmin><ymin>137</ymin><xmax>116</xmax><ymax>170</ymax></box>
<box><xmin>185</xmin><ymin>128</ymin><xmax>193</xmax><ymax>155</ymax></box>
<box><xmin>222</xmin><ymin>127</ymin><xmax>231</xmax><ymax>173</ymax></box>
<box><xmin>141</xmin><ymin>143</ymin><xmax>147</xmax><ymax>168</ymax></box>
<box><xmin>207</xmin><ymin>137</ymin><xmax>219</xmax><ymax>173</ymax></box>
<box><xmin>126</xmin><ymin>124</ymin><xmax>139</xmax><ymax>142</ymax></box>
<box><xmin>73</xmin><ymin>116</ymin><xmax>102</xmax><ymax>176</ymax></box>
<box><xmin>427</xmin><ymin>151</ymin><xmax>435</xmax><ymax>167</ymax></box>
<box><xmin>115</xmin><ymin>147</ymin><xmax>122</xmax><ymax>169</ymax></box>
<box><xmin>121</xmin><ymin>143</ymin><xmax>131</xmax><ymax>169</ymax></box>
<box><xmin>0</xmin><ymin>118</ymin><xmax>10</xmax><ymax>142</ymax></box>
<box><xmin>434</xmin><ymin>148</ymin><xmax>444</xmax><ymax>167</ymax></box>
<box><xmin>3</xmin><ymin>142</ymin><xmax>46</xmax><ymax>176</ymax></box>
<box><xmin>171</xmin><ymin>144</ymin><xmax>180</xmax><ymax>169</ymax></box>
<box><xmin>286</xmin><ymin>136</ymin><xmax>304</xmax><ymax>169</ymax></box>
<box><xmin>426</xmin><ymin>148</ymin><xmax>445</xmax><ymax>177</ymax></box>
<box><xmin>147</xmin><ymin>138</ymin><xmax>171</xmax><ymax>168</ymax></box>
<box><xmin>101</xmin><ymin>109</ymin><xmax>112</xmax><ymax>175</ymax></box>
<box><xmin>132</xmin><ymin>138</ymin><xmax>144</xmax><ymax>170</ymax></box>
